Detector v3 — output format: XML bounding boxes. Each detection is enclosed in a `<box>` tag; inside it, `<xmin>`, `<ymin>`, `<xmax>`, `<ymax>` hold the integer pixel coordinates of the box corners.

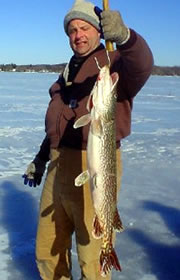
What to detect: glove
<box><xmin>22</xmin><ymin>156</ymin><xmax>46</xmax><ymax>187</ymax></box>
<box><xmin>100</xmin><ymin>10</ymin><xmax>130</xmax><ymax>45</ymax></box>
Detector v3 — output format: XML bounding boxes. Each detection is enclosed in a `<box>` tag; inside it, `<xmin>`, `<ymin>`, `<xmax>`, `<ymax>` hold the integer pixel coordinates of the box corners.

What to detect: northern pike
<box><xmin>73</xmin><ymin>58</ymin><xmax>124</xmax><ymax>277</ymax></box>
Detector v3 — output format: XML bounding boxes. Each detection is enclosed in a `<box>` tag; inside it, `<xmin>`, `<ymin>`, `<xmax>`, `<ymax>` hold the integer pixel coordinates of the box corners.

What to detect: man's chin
<box><xmin>75</xmin><ymin>48</ymin><xmax>90</xmax><ymax>57</ymax></box>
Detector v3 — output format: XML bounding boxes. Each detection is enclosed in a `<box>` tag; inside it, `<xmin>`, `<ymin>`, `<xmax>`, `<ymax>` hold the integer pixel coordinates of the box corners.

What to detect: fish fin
<box><xmin>91</xmin><ymin>119</ymin><xmax>103</xmax><ymax>137</ymax></box>
<box><xmin>86</xmin><ymin>92</ymin><xmax>93</xmax><ymax>112</ymax></box>
<box><xmin>74</xmin><ymin>170</ymin><xmax>90</xmax><ymax>187</ymax></box>
<box><xmin>86</xmin><ymin>78</ymin><xmax>99</xmax><ymax>111</ymax></box>
<box><xmin>100</xmin><ymin>247</ymin><xmax>121</xmax><ymax>277</ymax></box>
<box><xmin>113</xmin><ymin>209</ymin><xmax>124</xmax><ymax>232</ymax></box>
<box><xmin>92</xmin><ymin>215</ymin><xmax>103</xmax><ymax>239</ymax></box>
<box><xmin>92</xmin><ymin>174</ymin><xmax>98</xmax><ymax>189</ymax></box>
<box><xmin>73</xmin><ymin>114</ymin><xmax>91</xmax><ymax>129</ymax></box>
<box><xmin>111</xmin><ymin>72</ymin><xmax>119</xmax><ymax>91</ymax></box>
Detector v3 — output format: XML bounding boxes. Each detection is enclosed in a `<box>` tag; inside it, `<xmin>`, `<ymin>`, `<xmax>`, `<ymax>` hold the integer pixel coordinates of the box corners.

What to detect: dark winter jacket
<box><xmin>37</xmin><ymin>29</ymin><xmax>153</xmax><ymax>162</ymax></box>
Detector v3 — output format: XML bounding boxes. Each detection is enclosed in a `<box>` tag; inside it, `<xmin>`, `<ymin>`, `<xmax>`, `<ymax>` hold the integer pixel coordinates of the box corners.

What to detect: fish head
<box><xmin>87</xmin><ymin>65</ymin><xmax>119</xmax><ymax>115</ymax></box>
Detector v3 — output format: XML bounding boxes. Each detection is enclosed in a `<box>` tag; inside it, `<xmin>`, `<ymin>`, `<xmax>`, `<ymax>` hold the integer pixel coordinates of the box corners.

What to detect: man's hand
<box><xmin>100</xmin><ymin>10</ymin><xmax>130</xmax><ymax>45</ymax></box>
<box><xmin>22</xmin><ymin>156</ymin><xmax>46</xmax><ymax>187</ymax></box>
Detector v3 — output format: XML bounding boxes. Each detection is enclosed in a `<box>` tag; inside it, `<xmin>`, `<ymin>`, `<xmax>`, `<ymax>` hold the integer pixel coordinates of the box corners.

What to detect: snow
<box><xmin>0</xmin><ymin>72</ymin><xmax>180</xmax><ymax>279</ymax></box>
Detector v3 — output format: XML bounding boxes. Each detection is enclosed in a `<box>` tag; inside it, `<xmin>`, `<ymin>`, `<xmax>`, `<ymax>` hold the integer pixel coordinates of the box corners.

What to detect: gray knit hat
<box><xmin>64</xmin><ymin>0</ymin><xmax>100</xmax><ymax>35</ymax></box>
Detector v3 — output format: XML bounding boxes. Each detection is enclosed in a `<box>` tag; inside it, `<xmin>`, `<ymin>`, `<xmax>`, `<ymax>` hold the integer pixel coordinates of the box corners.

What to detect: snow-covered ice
<box><xmin>0</xmin><ymin>72</ymin><xmax>180</xmax><ymax>280</ymax></box>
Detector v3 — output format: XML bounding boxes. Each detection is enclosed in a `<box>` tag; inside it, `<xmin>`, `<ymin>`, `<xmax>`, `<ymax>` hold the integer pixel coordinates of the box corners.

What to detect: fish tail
<box><xmin>100</xmin><ymin>247</ymin><xmax>121</xmax><ymax>277</ymax></box>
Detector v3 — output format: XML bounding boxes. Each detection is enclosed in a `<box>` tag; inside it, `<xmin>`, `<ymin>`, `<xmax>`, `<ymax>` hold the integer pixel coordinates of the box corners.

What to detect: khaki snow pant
<box><xmin>36</xmin><ymin>147</ymin><xmax>122</xmax><ymax>280</ymax></box>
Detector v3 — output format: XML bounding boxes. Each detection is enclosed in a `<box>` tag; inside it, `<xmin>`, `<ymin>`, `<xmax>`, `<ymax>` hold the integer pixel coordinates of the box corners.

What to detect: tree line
<box><xmin>0</xmin><ymin>63</ymin><xmax>66</xmax><ymax>73</ymax></box>
<box><xmin>1</xmin><ymin>63</ymin><xmax>180</xmax><ymax>76</ymax></box>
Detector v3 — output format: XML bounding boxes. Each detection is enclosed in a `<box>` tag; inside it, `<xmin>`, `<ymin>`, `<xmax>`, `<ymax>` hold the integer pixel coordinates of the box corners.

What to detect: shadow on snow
<box><xmin>127</xmin><ymin>200</ymin><xmax>180</xmax><ymax>280</ymax></box>
<box><xmin>0</xmin><ymin>180</ymin><xmax>41</xmax><ymax>280</ymax></box>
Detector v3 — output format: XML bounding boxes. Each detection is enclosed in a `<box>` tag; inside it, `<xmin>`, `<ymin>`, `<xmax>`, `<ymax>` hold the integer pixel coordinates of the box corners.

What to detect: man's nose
<box><xmin>76</xmin><ymin>29</ymin><xmax>83</xmax><ymax>39</ymax></box>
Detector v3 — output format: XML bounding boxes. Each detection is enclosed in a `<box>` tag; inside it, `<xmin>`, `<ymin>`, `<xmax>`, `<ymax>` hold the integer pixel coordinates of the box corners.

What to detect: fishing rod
<box><xmin>103</xmin><ymin>0</ymin><xmax>114</xmax><ymax>51</ymax></box>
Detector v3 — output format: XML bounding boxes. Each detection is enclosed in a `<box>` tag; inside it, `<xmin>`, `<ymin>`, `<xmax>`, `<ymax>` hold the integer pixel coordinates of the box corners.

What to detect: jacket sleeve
<box><xmin>49</xmin><ymin>74</ymin><xmax>65</xmax><ymax>98</ymax></box>
<box><xmin>35</xmin><ymin>74</ymin><xmax>66</xmax><ymax>162</ymax></box>
<box><xmin>116</xmin><ymin>29</ymin><xmax>154</xmax><ymax>99</ymax></box>
<box><xmin>36</xmin><ymin>134</ymin><xmax>50</xmax><ymax>163</ymax></box>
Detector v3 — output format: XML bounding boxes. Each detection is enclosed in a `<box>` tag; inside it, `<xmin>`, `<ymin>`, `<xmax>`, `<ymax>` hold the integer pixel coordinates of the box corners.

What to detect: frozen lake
<box><xmin>0</xmin><ymin>72</ymin><xmax>180</xmax><ymax>280</ymax></box>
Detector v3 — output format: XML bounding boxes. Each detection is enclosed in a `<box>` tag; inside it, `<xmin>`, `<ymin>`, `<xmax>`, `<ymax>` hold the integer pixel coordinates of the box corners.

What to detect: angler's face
<box><xmin>68</xmin><ymin>19</ymin><xmax>101</xmax><ymax>57</ymax></box>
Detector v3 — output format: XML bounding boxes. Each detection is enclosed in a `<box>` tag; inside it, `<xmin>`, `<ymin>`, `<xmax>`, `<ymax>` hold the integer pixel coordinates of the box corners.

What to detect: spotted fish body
<box><xmin>73</xmin><ymin>61</ymin><xmax>123</xmax><ymax>277</ymax></box>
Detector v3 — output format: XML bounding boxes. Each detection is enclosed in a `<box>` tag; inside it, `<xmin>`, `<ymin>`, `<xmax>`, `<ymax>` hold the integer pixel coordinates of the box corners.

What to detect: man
<box><xmin>23</xmin><ymin>0</ymin><xmax>153</xmax><ymax>279</ymax></box>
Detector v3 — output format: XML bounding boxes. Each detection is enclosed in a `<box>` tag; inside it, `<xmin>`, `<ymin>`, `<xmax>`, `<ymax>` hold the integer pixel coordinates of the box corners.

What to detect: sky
<box><xmin>0</xmin><ymin>0</ymin><xmax>180</xmax><ymax>66</ymax></box>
